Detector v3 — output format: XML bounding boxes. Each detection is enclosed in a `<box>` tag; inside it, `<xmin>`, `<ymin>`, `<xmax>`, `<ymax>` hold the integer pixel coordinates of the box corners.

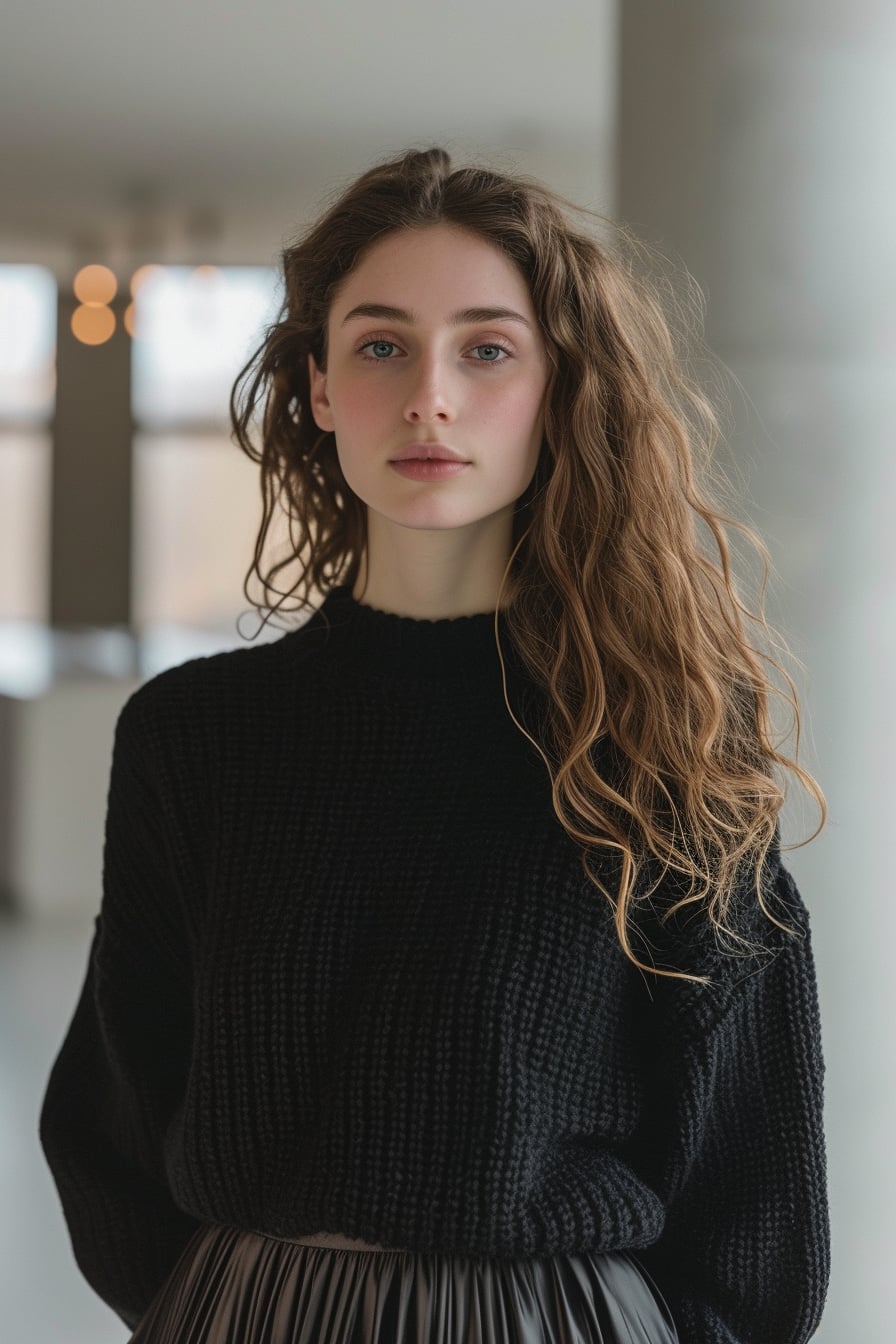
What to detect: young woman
<box><xmin>40</xmin><ymin>146</ymin><xmax>831</xmax><ymax>1343</ymax></box>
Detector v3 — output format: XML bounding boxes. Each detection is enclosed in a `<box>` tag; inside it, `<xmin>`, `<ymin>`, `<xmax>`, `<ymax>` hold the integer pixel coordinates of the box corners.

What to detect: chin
<box><xmin>359</xmin><ymin>495</ymin><xmax>469</xmax><ymax>530</ymax></box>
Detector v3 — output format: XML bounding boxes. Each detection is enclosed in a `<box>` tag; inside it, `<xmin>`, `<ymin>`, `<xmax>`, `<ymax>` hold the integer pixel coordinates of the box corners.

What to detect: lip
<box><xmin>390</xmin><ymin>459</ymin><xmax>470</xmax><ymax>481</ymax></box>
<box><xmin>389</xmin><ymin>442</ymin><xmax>471</xmax><ymax>463</ymax></box>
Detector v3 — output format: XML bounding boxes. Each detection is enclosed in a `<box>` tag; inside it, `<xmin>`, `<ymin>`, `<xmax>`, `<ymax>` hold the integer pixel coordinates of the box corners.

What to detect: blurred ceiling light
<box><xmin>123</xmin><ymin>302</ymin><xmax>137</xmax><ymax>338</ymax></box>
<box><xmin>130</xmin><ymin>263</ymin><xmax>163</xmax><ymax>298</ymax></box>
<box><xmin>73</xmin><ymin>263</ymin><xmax>117</xmax><ymax>305</ymax></box>
<box><xmin>71</xmin><ymin>304</ymin><xmax>116</xmax><ymax>345</ymax></box>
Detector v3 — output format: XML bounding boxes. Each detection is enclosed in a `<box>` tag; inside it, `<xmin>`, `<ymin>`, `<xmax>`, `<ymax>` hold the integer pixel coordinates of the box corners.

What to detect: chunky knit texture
<box><xmin>39</xmin><ymin>585</ymin><xmax>831</xmax><ymax>1340</ymax></box>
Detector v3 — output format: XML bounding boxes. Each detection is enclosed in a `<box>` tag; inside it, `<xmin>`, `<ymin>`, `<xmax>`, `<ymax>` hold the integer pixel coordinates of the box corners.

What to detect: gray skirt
<box><xmin>129</xmin><ymin>1224</ymin><xmax>680</xmax><ymax>1343</ymax></box>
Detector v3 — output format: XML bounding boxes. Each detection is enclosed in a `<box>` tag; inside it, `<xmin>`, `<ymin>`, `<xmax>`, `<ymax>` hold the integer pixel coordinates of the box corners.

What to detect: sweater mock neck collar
<box><xmin>310</xmin><ymin>583</ymin><xmax>513</xmax><ymax>684</ymax></box>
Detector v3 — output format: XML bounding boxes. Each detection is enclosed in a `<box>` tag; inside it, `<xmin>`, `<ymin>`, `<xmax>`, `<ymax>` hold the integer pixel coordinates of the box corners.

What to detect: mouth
<box><xmin>389</xmin><ymin>443</ymin><xmax>470</xmax><ymax>464</ymax></box>
<box><xmin>389</xmin><ymin>458</ymin><xmax>471</xmax><ymax>479</ymax></box>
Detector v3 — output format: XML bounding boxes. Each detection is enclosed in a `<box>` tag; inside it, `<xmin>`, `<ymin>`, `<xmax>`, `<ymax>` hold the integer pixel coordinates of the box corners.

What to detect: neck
<box><xmin>353</xmin><ymin>507</ymin><xmax>515</xmax><ymax>619</ymax></box>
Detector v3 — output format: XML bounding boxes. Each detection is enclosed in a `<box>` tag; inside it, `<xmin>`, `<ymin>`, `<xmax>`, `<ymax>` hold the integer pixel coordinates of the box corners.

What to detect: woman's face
<box><xmin>307</xmin><ymin>222</ymin><xmax>550</xmax><ymax>538</ymax></box>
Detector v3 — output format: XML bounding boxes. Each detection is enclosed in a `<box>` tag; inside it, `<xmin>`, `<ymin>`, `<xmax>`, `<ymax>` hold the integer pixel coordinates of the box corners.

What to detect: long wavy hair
<box><xmin>231</xmin><ymin>145</ymin><xmax>826</xmax><ymax>987</ymax></box>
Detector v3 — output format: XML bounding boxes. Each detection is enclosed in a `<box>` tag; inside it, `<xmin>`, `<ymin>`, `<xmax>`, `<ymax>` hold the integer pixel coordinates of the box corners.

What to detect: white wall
<box><xmin>618</xmin><ymin>4</ymin><xmax>894</xmax><ymax>1337</ymax></box>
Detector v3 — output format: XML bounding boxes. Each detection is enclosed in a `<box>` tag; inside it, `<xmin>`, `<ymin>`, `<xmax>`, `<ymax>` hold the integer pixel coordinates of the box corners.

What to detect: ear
<box><xmin>307</xmin><ymin>351</ymin><xmax>335</xmax><ymax>433</ymax></box>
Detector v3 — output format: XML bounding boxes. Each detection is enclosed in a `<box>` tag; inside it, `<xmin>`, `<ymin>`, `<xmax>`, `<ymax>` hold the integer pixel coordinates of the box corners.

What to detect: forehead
<box><xmin>331</xmin><ymin>223</ymin><xmax>535</xmax><ymax>317</ymax></box>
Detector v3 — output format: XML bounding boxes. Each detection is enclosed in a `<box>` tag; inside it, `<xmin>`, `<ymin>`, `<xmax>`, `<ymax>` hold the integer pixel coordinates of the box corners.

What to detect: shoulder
<box><xmin>114</xmin><ymin>614</ymin><xmax>333</xmax><ymax>756</ymax></box>
<box><xmin>632</xmin><ymin>845</ymin><xmax>816</xmax><ymax>1033</ymax></box>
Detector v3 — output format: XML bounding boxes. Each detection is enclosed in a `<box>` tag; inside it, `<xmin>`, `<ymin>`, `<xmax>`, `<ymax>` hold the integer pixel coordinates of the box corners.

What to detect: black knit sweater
<box><xmin>39</xmin><ymin>584</ymin><xmax>831</xmax><ymax>1340</ymax></box>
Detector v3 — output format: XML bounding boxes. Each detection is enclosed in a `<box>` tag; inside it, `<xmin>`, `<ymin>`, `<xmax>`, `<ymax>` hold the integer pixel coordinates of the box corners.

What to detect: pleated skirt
<box><xmin>129</xmin><ymin>1224</ymin><xmax>680</xmax><ymax>1344</ymax></box>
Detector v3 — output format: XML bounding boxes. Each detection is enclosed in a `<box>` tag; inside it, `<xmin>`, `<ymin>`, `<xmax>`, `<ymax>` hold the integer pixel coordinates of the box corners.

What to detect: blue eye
<box><xmin>356</xmin><ymin>337</ymin><xmax>513</xmax><ymax>365</ymax></box>
<box><xmin>362</xmin><ymin>340</ymin><xmax>397</xmax><ymax>360</ymax></box>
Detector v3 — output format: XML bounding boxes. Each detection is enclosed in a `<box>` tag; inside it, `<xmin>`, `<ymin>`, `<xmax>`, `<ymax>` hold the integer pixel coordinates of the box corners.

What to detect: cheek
<box><xmin>330</xmin><ymin>376</ymin><xmax>390</xmax><ymax>432</ymax></box>
<box><xmin>482</xmin><ymin>385</ymin><xmax>545</xmax><ymax>444</ymax></box>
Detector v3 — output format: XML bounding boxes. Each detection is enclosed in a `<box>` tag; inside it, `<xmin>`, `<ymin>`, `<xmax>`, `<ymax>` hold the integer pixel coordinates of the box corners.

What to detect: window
<box><xmin>0</xmin><ymin>265</ymin><xmax>55</xmax><ymax>626</ymax></box>
<box><xmin>130</xmin><ymin>265</ymin><xmax>284</xmax><ymax>635</ymax></box>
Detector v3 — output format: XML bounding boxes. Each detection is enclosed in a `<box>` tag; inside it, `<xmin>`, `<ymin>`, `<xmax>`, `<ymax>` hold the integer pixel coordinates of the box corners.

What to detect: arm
<box><xmin>634</xmin><ymin>853</ymin><xmax>831</xmax><ymax>1343</ymax></box>
<box><xmin>39</xmin><ymin>684</ymin><xmax>204</xmax><ymax>1330</ymax></box>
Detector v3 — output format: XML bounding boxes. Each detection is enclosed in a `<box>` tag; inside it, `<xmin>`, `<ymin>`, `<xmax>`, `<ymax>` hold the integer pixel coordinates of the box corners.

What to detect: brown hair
<box><xmin>231</xmin><ymin>145</ymin><xmax>825</xmax><ymax>986</ymax></box>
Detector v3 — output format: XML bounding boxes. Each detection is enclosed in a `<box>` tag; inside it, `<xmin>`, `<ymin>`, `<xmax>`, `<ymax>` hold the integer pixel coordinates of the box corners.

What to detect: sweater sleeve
<box><xmin>633</xmin><ymin>852</ymin><xmax>831</xmax><ymax>1344</ymax></box>
<box><xmin>39</xmin><ymin>682</ymin><xmax>204</xmax><ymax>1330</ymax></box>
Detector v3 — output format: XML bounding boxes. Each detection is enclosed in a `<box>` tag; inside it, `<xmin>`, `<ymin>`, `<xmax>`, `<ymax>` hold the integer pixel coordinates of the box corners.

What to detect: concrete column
<box><xmin>618</xmin><ymin>5</ymin><xmax>895</xmax><ymax>1340</ymax></box>
<box><xmin>51</xmin><ymin>287</ymin><xmax>133</xmax><ymax>629</ymax></box>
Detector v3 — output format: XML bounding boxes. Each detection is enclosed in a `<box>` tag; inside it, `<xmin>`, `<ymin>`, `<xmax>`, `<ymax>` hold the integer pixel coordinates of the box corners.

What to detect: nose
<box><xmin>402</xmin><ymin>353</ymin><xmax>456</xmax><ymax>425</ymax></box>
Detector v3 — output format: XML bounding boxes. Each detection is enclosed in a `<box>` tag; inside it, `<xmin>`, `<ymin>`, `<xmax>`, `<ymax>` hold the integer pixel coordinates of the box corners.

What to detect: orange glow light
<box><xmin>123</xmin><ymin>301</ymin><xmax>137</xmax><ymax>337</ymax></box>
<box><xmin>129</xmin><ymin>263</ymin><xmax>162</xmax><ymax>298</ymax></box>
<box><xmin>71</xmin><ymin>304</ymin><xmax>116</xmax><ymax>345</ymax></box>
<box><xmin>73</xmin><ymin>263</ymin><xmax>117</xmax><ymax>305</ymax></box>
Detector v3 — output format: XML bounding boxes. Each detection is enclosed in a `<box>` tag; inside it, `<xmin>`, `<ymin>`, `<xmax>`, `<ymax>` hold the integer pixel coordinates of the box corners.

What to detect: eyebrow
<box><xmin>340</xmin><ymin>303</ymin><xmax>533</xmax><ymax>331</ymax></box>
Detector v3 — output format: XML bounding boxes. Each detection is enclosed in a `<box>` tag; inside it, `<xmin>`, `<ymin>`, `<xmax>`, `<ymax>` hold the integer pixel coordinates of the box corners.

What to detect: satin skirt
<box><xmin>129</xmin><ymin>1224</ymin><xmax>680</xmax><ymax>1344</ymax></box>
